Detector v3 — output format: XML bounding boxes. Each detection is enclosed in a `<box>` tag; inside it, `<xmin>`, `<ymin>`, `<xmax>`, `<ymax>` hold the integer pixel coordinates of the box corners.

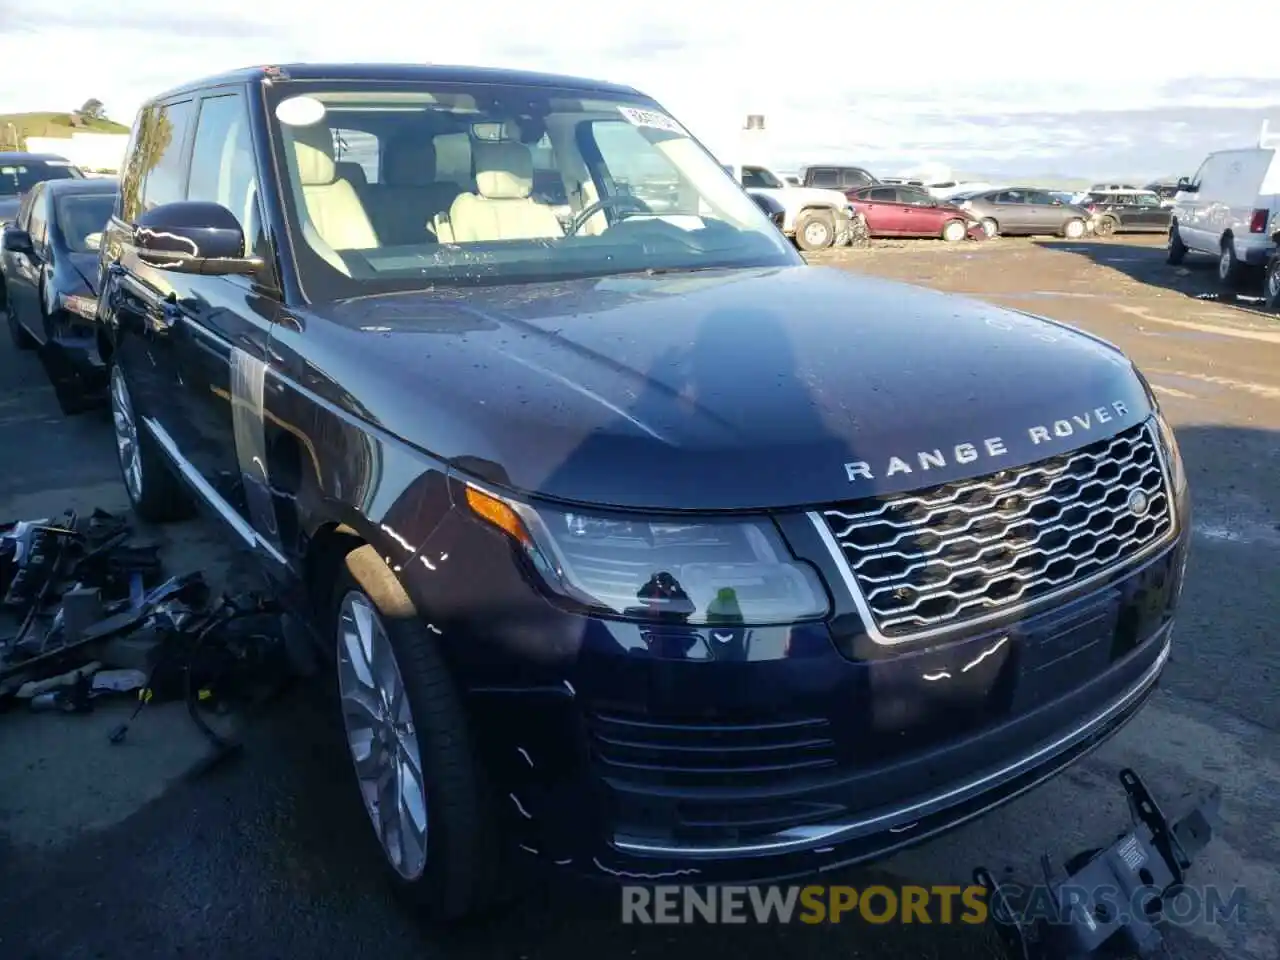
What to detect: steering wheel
<box><xmin>564</xmin><ymin>195</ymin><xmax>652</xmax><ymax>236</ymax></box>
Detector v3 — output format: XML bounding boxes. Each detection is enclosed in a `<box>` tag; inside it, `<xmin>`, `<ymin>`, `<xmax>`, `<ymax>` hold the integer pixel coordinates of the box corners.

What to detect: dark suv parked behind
<box><xmin>96</xmin><ymin>63</ymin><xmax>1189</xmax><ymax>920</ymax></box>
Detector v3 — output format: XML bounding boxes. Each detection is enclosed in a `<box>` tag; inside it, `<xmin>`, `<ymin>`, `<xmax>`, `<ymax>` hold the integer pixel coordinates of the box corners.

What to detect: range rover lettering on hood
<box><xmin>844</xmin><ymin>400</ymin><xmax>1130</xmax><ymax>483</ymax></box>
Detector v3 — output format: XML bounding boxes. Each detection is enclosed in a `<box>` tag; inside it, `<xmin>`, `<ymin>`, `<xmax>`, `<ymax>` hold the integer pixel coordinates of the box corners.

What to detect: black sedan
<box><xmin>0</xmin><ymin>152</ymin><xmax>85</xmax><ymax>225</ymax></box>
<box><xmin>1081</xmin><ymin>190</ymin><xmax>1173</xmax><ymax>236</ymax></box>
<box><xmin>1</xmin><ymin>177</ymin><xmax>117</xmax><ymax>410</ymax></box>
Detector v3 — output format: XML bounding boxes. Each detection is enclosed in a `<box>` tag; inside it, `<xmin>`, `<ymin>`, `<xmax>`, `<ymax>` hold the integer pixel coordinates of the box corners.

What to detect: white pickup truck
<box><xmin>731</xmin><ymin>164</ymin><xmax>861</xmax><ymax>250</ymax></box>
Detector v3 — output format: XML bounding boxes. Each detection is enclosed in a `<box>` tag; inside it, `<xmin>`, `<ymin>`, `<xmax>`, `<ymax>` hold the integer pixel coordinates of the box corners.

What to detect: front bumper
<box><xmin>454</xmin><ymin>532</ymin><xmax>1184</xmax><ymax>884</ymax></box>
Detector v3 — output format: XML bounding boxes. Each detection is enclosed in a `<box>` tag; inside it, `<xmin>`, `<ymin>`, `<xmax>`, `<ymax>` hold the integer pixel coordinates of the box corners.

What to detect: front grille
<box><xmin>588</xmin><ymin>711</ymin><xmax>836</xmax><ymax>789</ymax></box>
<box><xmin>824</xmin><ymin>421</ymin><xmax>1173</xmax><ymax>638</ymax></box>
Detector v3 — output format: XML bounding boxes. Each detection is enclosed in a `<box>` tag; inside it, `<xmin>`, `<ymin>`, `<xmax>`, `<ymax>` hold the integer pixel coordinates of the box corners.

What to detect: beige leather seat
<box><xmin>367</xmin><ymin>136</ymin><xmax>462</xmax><ymax>245</ymax></box>
<box><xmin>290</xmin><ymin>123</ymin><xmax>379</xmax><ymax>252</ymax></box>
<box><xmin>444</xmin><ymin>141</ymin><xmax>563</xmax><ymax>243</ymax></box>
<box><xmin>334</xmin><ymin>161</ymin><xmax>369</xmax><ymax>198</ymax></box>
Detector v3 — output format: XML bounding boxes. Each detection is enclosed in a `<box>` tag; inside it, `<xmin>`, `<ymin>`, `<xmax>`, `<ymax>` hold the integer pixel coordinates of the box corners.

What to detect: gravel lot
<box><xmin>1</xmin><ymin>235</ymin><xmax>1276</xmax><ymax>960</ymax></box>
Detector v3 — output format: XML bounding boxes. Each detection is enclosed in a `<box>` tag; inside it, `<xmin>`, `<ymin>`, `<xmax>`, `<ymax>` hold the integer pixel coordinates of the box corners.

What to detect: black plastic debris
<box><xmin>1</xmin><ymin>507</ymin><xmax>293</xmax><ymax>760</ymax></box>
<box><xmin>975</xmin><ymin>768</ymin><xmax>1222</xmax><ymax>960</ymax></box>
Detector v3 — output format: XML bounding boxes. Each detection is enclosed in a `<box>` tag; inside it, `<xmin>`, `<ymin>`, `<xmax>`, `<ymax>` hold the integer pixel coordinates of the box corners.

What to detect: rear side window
<box><xmin>333</xmin><ymin>128</ymin><xmax>379</xmax><ymax>184</ymax></box>
<box><xmin>187</xmin><ymin>91</ymin><xmax>263</xmax><ymax>255</ymax></box>
<box><xmin>140</xmin><ymin>99</ymin><xmax>197</xmax><ymax>212</ymax></box>
<box><xmin>807</xmin><ymin>168</ymin><xmax>838</xmax><ymax>187</ymax></box>
<box><xmin>867</xmin><ymin>187</ymin><xmax>897</xmax><ymax>201</ymax></box>
<box><xmin>995</xmin><ymin>190</ymin><xmax>1026</xmax><ymax>204</ymax></box>
<box><xmin>840</xmin><ymin>168</ymin><xmax>872</xmax><ymax>188</ymax></box>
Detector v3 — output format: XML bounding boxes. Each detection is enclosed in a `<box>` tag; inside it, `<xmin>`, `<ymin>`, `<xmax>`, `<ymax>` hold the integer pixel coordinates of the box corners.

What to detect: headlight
<box><xmin>1152</xmin><ymin>408</ymin><xmax>1187</xmax><ymax>503</ymax></box>
<box><xmin>59</xmin><ymin>292</ymin><xmax>98</xmax><ymax>320</ymax></box>
<box><xmin>465</xmin><ymin>485</ymin><xmax>830</xmax><ymax>625</ymax></box>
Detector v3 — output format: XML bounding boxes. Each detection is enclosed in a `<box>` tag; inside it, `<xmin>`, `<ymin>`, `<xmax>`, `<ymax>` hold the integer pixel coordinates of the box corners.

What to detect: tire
<box><xmin>1265</xmin><ymin>258</ymin><xmax>1280</xmax><ymax>310</ymax></box>
<box><xmin>980</xmin><ymin>218</ymin><xmax>998</xmax><ymax>239</ymax></box>
<box><xmin>1062</xmin><ymin>218</ymin><xmax>1086</xmax><ymax>239</ymax></box>
<box><xmin>108</xmin><ymin>363</ymin><xmax>195</xmax><ymax>522</ymax></box>
<box><xmin>793</xmin><ymin>210</ymin><xmax>835</xmax><ymax>251</ymax></box>
<box><xmin>1217</xmin><ymin>237</ymin><xmax>1245</xmax><ymax>289</ymax></box>
<box><xmin>1095</xmin><ymin>216</ymin><xmax>1117</xmax><ymax>237</ymax></box>
<box><xmin>1166</xmin><ymin>224</ymin><xmax>1187</xmax><ymax>265</ymax></box>
<box><xmin>333</xmin><ymin>544</ymin><xmax>499</xmax><ymax>921</ymax></box>
<box><xmin>941</xmin><ymin>219</ymin><xmax>967</xmax><ymax>243</ymax></box>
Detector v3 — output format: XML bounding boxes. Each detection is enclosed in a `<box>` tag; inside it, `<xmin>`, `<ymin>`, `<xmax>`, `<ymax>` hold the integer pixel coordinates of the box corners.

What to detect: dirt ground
<box><xmin>1</xmin><ymin>233</ymin><xmax>1276</xmax><ymax>960</ymax></box>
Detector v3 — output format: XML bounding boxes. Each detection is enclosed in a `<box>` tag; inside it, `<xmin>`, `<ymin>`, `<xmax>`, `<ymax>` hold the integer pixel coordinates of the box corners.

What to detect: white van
<box><xmin>1168</xmin><ymin>147</ymin><xmax>1280</xmax><ymax>285</ymax></box>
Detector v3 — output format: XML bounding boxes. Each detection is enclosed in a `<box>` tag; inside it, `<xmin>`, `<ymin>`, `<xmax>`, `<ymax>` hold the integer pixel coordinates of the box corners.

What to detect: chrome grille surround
<box><xmin>813</xmin><ymin>420</ymin><xmax>1176</xmax><ymax>642</ymax></box>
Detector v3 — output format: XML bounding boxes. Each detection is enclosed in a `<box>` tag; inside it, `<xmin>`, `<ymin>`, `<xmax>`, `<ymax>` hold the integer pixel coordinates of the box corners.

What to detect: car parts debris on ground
<box><xmin>1</xmin><ymin>507</ymin><xmax>294</xmax><ymax>760</ymax></box>
<box><xmin>975</xmin><ymin>768</ymin><xmax>1222</xmax><ymax>960</ymax></box>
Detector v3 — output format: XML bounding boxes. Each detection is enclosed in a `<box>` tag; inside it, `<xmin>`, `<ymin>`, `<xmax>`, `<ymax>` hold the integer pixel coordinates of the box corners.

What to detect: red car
<box><xmin>847</xmin><ymin>184</ymin><xmax>984</xmax><ymax>241</ymax></box>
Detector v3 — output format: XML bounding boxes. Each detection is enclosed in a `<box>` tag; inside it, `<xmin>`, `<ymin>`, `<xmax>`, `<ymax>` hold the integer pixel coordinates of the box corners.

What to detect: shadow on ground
<box><xmin>1034</xmin><ymin>240</ymin><xmax>1280</xmax><ymax>317</ymax></box>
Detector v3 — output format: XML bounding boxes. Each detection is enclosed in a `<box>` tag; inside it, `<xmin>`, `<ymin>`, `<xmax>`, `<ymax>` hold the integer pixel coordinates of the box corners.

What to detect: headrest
<box><xmin>474</xmin><ymin>141</ymin><xmax>533</xmax><ymax>200</ymax></box>
<box><xmin>384</xmin><ymin>137</ymin><xmax>437</xmax><ymax>187</ymax></box>
<box><xmin>292</xmin><ymin>124</ymin><xmax>336</xmax><ymax>186</ymax></box>
<box><xmin>334</xmin><ymin>161</ymin><xmax>367</xmax><ymax>188</ymax></box>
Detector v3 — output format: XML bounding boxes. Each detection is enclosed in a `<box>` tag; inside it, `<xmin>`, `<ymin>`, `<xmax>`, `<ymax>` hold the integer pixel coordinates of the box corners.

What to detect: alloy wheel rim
<box><xmin>1067</xmin><ymin>220</ymin><xmax>1084</xmax><ymax>238</ymax></box>
<box><xmin>982</xmin><ymin>220</ymin><xmax>996</xmax><ymax>237</ymax></box>
<box><xmin>945</xmin><ymin>222</ymin><xmax>964</xmax><ymax>241</ymax></box>
<box><xmin>336</xmin><ymin>590</ymin><xmax>428</xmax><ymax>880</ymax></box>
<box><xmin>1219</xmin><ymin>250</ymin><xmax>1231</xmax><ymax>279</ymax></box>
<box><xmin>110</xmin><ymin>368</ymin><xmax>143</xmax><ymax>503</ymax></box>
<box><xmin>1269</xmin><ymin>269</ymin><xmax>1280</xmax><ymax>298</ymax></box>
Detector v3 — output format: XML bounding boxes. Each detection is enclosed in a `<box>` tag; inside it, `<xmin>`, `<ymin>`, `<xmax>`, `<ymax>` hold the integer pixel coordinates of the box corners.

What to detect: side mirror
<box><xmin>2</xmin><ymin>226</ymin><xmax>33</xmax><ymax>254</ymax></box>
<box><xmin>1176</xmin><ymin>178</ymin><xmax>1197</xmax><ymax>194</ymax></box>
<box><xmin>749</xmin><ymin>192</ymin><xmax>786</xmax><ymax>230</ymax></box>
<box><xmin>132</xmin><ymin>201</ymin><xmax>262</xmax><ymax>276</ymax></box>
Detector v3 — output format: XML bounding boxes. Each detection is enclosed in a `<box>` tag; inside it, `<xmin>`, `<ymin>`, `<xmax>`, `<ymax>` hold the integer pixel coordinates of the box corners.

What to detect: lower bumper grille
<box><xmin>823</xmin><ymin>420</ymin><xmax>1174</xmax><ymax>638</ymax></box>
<box><xmin>589</xmin><ymin>712</ymin><xmax>835</xmax><ymax>790</ymax></box>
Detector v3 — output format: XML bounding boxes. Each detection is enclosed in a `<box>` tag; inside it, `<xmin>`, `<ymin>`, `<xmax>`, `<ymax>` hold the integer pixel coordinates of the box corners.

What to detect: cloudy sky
<box><xmin>2</xmin><ymin>0</ymin><xmax>1279</xmax><ymax>179</ymax></box>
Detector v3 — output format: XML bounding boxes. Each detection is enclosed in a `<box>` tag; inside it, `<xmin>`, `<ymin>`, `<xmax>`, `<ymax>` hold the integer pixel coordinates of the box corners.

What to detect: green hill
<box><xmin>0</xmin><ymin>111</ymin><xmax>130</xmax><ymax>149</ymax></box>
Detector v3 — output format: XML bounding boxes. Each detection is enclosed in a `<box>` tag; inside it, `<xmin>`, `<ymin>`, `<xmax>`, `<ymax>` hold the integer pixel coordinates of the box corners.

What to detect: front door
<box><xmin>6</xmin><ymin>184</ymin><xmax>49</xmax><ymax>341</ymax></box>
<box><xmin>169</xmin><ymin>89</ymin><xmax>286</xmax><ymax>558</ymax></box>
<box><xmin>860</xmin><ymin>186</ymin><xmax>907</xmax><ymax>235</ymax></box>
<box><xmin>1025</xmin><ymin>190</ymin><xmax>1064</xmax><ymax>234</ymax></box>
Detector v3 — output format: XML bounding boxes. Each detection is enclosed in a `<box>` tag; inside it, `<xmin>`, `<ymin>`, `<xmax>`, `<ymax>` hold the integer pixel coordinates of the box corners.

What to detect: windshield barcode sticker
<box><xmin>618</xmin><ymin>106</ymin><xmax>685</xmax><ymax>135</ymax></box>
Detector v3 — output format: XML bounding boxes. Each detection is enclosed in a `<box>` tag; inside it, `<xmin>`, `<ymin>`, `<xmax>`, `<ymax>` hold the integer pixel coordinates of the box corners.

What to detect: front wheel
<box><xmin>793</xmin><ymin>210</ymin><xmax>835</xmax><ymax>251</ymax></box>
<box><xmin>1062</xmin><ymin>218</ymin><xmax>1086</xmax><ymax>239</ymax></box>
<box><xmin>941</xmin><ymin>219</ymin><xmax>967</xmax><ymax>243</ymax></box>
<box><xmin>1265</xmin><ymin>259</ymin><xmax>1280</xmax><ymax>310</ymax></box>
<box><xmin>980</xmin><ymin>218</ymin><xmax>998</xmax><ymax>239</ymax></box>
<box><xmin>334</xmin><ymin>544</ymin><xmax>500</xmax><ymax>921</ymax></box>
<box><xmin>1095</xmin><ymin>216</ymin><xmax>1117</xmax><ymax>237</ymax></box>
<box><xmin>109</xmin><ymin>364</ymin><xmax>195</xmax><ymax>522</ymax></box>
<box><xmin>1166</xmin><ymin>224</ymin><xmax>1187</xmax><ymax>264</ymax></box>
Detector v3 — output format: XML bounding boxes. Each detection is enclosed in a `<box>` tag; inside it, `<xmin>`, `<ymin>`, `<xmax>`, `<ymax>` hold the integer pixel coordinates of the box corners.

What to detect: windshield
<box><xmin>267</xmin><ymin>81</ymin><xmax>798</xmax><ymax>299</ymax></box>
<box><xmin>0</xmin><ymin>161</ymin><xmax>84</xmax><ymax>197</ymax></box>
<box><xmin>741</xmin><ymin>166</ymin><xmax>785</xmax><ymax>189</ymax></box>
<box><xmin>56</xmin><ymin>191</ymin><xmax>116</xmax><ymax>253</ymax></box>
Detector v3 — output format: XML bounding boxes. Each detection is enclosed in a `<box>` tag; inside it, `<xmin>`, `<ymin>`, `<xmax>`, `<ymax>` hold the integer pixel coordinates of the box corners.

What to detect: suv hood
<box><xmin>297</xmin><ymin>266</ymin><xmax>1151</xmax><ymax>511</ymax></box>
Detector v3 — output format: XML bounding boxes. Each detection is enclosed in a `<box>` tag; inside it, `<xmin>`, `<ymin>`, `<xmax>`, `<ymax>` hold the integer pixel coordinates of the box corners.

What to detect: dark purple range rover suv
<box><xmin>94</xmin><ymin>62</ymin><xmax>1189</xmax><ymax>918</ymax></box>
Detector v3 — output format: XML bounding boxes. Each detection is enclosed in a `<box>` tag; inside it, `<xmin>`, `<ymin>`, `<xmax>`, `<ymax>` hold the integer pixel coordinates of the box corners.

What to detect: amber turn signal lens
<box><xmin>465</xmin><ymin>486</ymin><xmax>534</xmax><ymax>547</ymax></box>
